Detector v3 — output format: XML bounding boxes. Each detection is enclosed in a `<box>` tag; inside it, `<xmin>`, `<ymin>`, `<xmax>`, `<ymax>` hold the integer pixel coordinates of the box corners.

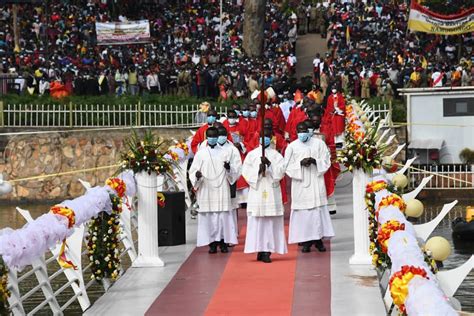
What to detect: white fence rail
<box><xmin>6</xmin><ymin>202</ymin><xmax>138</xmax><ymax>315</ymax></box>
<box><xmin>0</xmin><ymin>102</ymin><xmax>392</xmax><ymax>129</ymax></box>
<box><xmin>409</xmin><ymin>164</ymin><xmax>474</xmax><ymax>189</ymax></box>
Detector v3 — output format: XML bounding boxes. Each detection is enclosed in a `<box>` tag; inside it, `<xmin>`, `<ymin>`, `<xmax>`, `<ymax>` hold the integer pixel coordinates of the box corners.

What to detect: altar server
<box><xmin>189</xmin><ymin>127</ymin><xmax>241</xmax><ymax>254</ymax></box>
<box><xmin>243</xmin><ymin>127</ymin><xmax>288</xmax><ymax>263</ymax></box>
<box><xmin>285</xmin><ymin>122</ymin><xmax>334</xmax><ymax>253</ymax></box>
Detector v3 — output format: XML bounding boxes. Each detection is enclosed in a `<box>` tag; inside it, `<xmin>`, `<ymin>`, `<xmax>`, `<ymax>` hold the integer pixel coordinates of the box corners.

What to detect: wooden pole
<box><xmin>260</xmin><ymin>74</ymin><xmax>266</xmax><ymax>176</ymax></box>
<box><xmin>12</xmin><ymin>4</ymin><xmax>20</xmax><ymax>53</ymax></box>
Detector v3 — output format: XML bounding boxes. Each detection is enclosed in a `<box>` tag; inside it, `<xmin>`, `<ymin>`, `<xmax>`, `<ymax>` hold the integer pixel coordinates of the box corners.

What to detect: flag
<box><xmin>345</xmin><ymin>25</ymin><xmax>350</xmax><ymax>43</ymax></box>
<box><xmin>408</xmin><ymin>1</ymin><xmax>474</xmax><ymax>35</ymax></box>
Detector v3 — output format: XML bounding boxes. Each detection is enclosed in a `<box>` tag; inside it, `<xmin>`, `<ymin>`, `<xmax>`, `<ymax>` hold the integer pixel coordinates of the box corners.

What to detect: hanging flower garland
<box><xmin>366</xmin><ymin>180</ymin><xmax>389</xmax><ymax>268</ymax></box>
<box><xmin>389</xmin><ymin>265</ymin><xmax>429</xmax><ymax>314</ymax></box>
<box><xmin>86</xmin><ymin>178</ymin><xmax>126</xmax><ymax>281</ymax></box>
<box><xmin>50</xmin><ymin>206</ymin><xmax>77</xmax><ymax>269</ymax></box>
<box><xmin>0</xmin><ymin>256</ymin><xmax>10</xmax><ymax>315</ymax></box>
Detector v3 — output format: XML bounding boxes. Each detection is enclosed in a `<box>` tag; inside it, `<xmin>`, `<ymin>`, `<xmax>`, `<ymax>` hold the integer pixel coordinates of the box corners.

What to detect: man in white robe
<box><xmin>217</xmin><ymin>125</ymin><xmax>243</xmax><ymax>236</ymax></box>
<box><xmin>285</xmin><ymin>122</ymin><xmax>335</xmax><ymax>253</ymax></box>
<box><xmin>242</xmin><ymin>127</ymin><xmax>288</xmax><ymax>263</ymax></box>
<box><xmin>189</xmin><ymin>127</ymin><xmax>241</xmax><ymax>253</ymax></box>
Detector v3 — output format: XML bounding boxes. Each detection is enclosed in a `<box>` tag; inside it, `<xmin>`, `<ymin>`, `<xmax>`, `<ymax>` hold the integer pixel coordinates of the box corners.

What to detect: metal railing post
<box><xmin>0</xmin><ymin>100</ymin><xmax>4</xmax><ymax>127</ymax></box>
<box><xmin>137</xmin><ymin>101</ymin><xmax>141</xmax><ymax>127</ymax></box>
<box><xmin>69</xmin><ymin>101</ymin><xmax>74</xmax><ymax>128</ymax></box>
<box><xmin>388</xmin><ymin>100</ymin><xmax>393</xmax><ymax>127</ymax></box>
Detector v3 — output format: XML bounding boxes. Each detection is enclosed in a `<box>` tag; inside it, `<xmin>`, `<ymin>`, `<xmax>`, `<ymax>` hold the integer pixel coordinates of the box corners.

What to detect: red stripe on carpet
<box><xmin>145</xmin><ymin>246</ymin><xmax>232</xmax><ymax>316</ymax></box>
<box><xmin>204</xmin><ymin>225</ymin><xmax>298</xmax><ymax>316</ymax></box>
<box><xmin>291</xmin><ymin>240</ymin><xmax>331</xmax><ymax>316</ymax></box>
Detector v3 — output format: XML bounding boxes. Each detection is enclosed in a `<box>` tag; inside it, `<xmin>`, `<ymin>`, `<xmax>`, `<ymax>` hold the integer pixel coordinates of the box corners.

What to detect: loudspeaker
<box><xmin>158</xmin><ymin>191</ymin><xmax>186</xmax><ymax>246</ymax></box>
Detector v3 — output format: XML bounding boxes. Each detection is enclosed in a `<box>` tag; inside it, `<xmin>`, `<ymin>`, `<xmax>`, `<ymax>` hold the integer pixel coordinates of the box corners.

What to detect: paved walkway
<box><xmin>85</xmin><ymin>181</ymin><xmax>385</xmax><ymax>316</ymax></box>
<box><xmin>295</xmin><ymin>33</ymin><xmax>327</xmax><ymax>79</ymax></box>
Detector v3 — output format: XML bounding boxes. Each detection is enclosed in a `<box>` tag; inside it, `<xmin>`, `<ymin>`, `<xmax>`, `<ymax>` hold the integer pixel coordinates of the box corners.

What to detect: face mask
<box><xmin>298</xmin><ymin>132</ymin><xmax>309</xmax><ymax>143</ymax></box>
<box><xmin>217</xmin><ymin>135</ymin><xmax>227</xmax><ymax>145</ymax></box>
<box><xmin>242</xmin><ymin>110</ymin><xmax>250</xmax><ymax>118</ymax></box>
<box><xmin>234</xmin><ymin>110</ymin><xmax>241</xmax><ymax>116</ymax></box>
<box><xmin>207</xmin><ymin>116</ymin><xmax>216</xmax><ymax>125</ymax></box>
<box><xmin>308</xmin><ymin>128</ymin><xmax>314</xmax><ymax>135</ymax></box>
<box><xmin>265</xmin><ymin>104</ymin><xmax>271</xmax><ymax>110</ymax></box>
<box><xmin>250</xmin><ymin>111</ymin><xmax>257</xmax><ymax>118</ymax></box>
<box><xmin>260</xmin><ymin>136</ymin><xmax>271</xmax><ymax>147</ymax></box>
<box><xmin>207</xmin><ymin>137</ymin><xmax>218</xmax><ymax>146</ymax></box>
<box><xmin>228</xmin><ymin>118</ymin><xmax>237</xmax><ymax>125</ymax></box>
<box><xmin>332</xmin><ymin>89</ymin><xmax>337</xmax><ymax>94</ymax></box>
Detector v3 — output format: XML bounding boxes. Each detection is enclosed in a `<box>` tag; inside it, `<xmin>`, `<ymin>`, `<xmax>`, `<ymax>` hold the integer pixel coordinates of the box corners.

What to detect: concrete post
<box><xmin>133</xmin><ymin>171</ymin><xmax>164</xmax><ymax>267</ymax></box>
<box><xmin>349</xmin><ymin>169</ymin><xmax>372</xmax><ymax>265</ymax></box>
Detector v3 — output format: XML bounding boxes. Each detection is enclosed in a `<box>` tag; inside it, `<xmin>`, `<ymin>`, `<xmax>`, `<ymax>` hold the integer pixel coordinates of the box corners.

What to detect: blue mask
<box><xmin>242</xmin><ymin>110</ymin><xmax>250</xmax><ymax>118</ymax></box>
<box><xmin>207</xmin><ymin>116</ymin><xmax>216</xmax><ymax>125</ymax></box>
<box><xmin>260</xmin><ymin>136</ymin><xmax>271</xmax><ymax>147</ymax></box>
<box><xmin>250</xmin><ymin>111</ymin><xmax>257</xmax><ymax>118</ymax></box>
<box><xmin>298</xmin><ymin>132</ymin><xmax>309</xmax><ymax>143</ymax></box>
<box><xmin>308</xmin><ymin>128</ymin><xmax>314</xmax><ymax>135</ymax></box>
<box><xmin>207</xmin><ymin>137</ymin><xmax>218</xmax><ymax>146</ymax></box>
<box><xmin>217</xmin><ymin>135</ymin><xmax>227</xmax><ymax>145</ymax></box>
<box><xmin>234</xmin><ymin>110</ymin><xmax>241</xmax><ymax>116</ymax></box>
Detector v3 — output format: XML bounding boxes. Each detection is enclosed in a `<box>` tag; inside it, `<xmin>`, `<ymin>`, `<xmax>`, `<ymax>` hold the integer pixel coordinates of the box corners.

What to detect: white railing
<box><xmin>409</xmin><ymin>164</ymin><xmax>474</xmax><ymax>189</ymax></box>
<box><xmin>5</xmin><ymin>188</ymin><xmax>138</xmax><ymax>315</ymax></box>
<box><xmin>0</xmin><ymin>103</ymin><xmax>228</xmax><ymax>128</ymax></box>
<box><xmin>1</xmin><ymin>102</ymin><xmax>392</xmax><ymax>129</ymax></box>
<box><xmin>367</xmin><ymin>103</ymin><xmax>392</xmax><ymax>127</ymax></box>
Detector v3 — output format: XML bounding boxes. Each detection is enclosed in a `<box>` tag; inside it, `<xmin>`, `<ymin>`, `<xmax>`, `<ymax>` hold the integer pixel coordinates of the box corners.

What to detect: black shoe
<box><xmin>208</xmin><ymin>242</ymin><xmax>217</xmax><ymax>254</ymax></box>
<box><xmin>261</xmin><ymin>252</ymin><xmax>272</xmax><ymax>263</ymax></box>
<box><xmin>314</xmin><ymin>240</ymin><xmax>327</xmax><ymax>252</ymax></box>
<box><xmin>329</xmin><ymin>210</ymin><xmax>337</xmax><ymax>215</ymax></box>
<box><xmin>257</xmin><ymin>252</ymin><xmax>263</xmax><ymax>261</ymax></box>
<box><xmin>302</xmin><ymin>242</ymin><xmax>311</xmax><ymax>253</ymax></box>
<box><xmin>298</xmin><ymin>242</ymin><xmax>304</xmax><ymax>246</ymax></box>
<box><xmin>220</xmin><ymin>241</ymin><xmax>229</xmax><ymax>253</ymax></box>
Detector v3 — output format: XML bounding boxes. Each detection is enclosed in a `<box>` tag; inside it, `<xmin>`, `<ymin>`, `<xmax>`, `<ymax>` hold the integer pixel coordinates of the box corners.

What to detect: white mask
<box><xmin>228</xmin><ymin>118</ymin><xmax>237</xmax><ymax>125</ymax></box>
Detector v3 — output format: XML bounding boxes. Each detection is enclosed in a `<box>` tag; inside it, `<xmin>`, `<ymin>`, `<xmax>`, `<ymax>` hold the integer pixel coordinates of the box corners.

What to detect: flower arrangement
<box><xmin>389</xmin><ymin>265</ymin><xmax>429</xmax><ymax>313</ymax></box>
<box><xmin>50</xmin><ymin>206</ymin><xmax>77</xmax><ymax>269</ymax></box>
<box><xmin>121</xmin><ymin>130</ymin><xmax>176</xmax><ymax>175</ymax></box>
<box><xmin>337</xmin><ymin>102</ymin><xmax>387</xmax><ymax>174</ymax></box>
<box><xmin>0</xmin><ymin>256</ymin><xmax>10</xmax><ymax>315</ymax></box>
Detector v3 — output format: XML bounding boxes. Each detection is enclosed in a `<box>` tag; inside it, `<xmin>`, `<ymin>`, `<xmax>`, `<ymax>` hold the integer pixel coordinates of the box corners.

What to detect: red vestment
<box><xmin>324</xmin><ymin>93</ymin><xmax>346</xmax><ymax>136</ymax></box>
<box><xmin>285</xmin><ymin>107</ymin><xmax>307</xmax><ymax>141</ymax></box>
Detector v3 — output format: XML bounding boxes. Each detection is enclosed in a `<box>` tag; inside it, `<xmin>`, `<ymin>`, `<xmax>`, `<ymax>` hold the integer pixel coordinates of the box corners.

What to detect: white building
<box><xmin>400</xmin><ymin>87</ymin><xmax>474</xmax><ymax>164</ymax></box>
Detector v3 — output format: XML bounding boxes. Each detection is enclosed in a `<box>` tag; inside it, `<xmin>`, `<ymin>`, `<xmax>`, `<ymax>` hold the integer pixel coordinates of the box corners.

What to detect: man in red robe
<box><xmin>223</xmin><ymin>109</ymin><xmax>250</xmax><ymax>204</ymax></box>
<box><xmin>191</xmin><ymin>109</ymin><xmax>219</xmax><ymax>154</ymax></box>
<box><xmin>324</xmin><ymin>88</ymin><xmax>346</xmax><ymax>146</ymax></box>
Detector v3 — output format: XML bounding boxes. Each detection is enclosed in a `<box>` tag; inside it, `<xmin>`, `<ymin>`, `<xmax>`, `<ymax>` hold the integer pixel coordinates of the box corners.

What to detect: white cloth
<box><xmin>242</xmin><ymin>146</ymin><xmax>286</xmax><ymax>217</ymax></box>
<box><xmin>288</xmin><ymin>205</ymin><xmax>334</xmax><ymax>243</ymax></box>
<box><xmin>196</xmin><ymin>211</ymin><xmax>238</xmax><ymax>246</ymax></box>
<box><xmin>285</xmin><ymin>138</ymin><xmax>331</xmax><ymax>209</ymax></box>
<box><xmin>219</xmin><ymin>140</ymin><xmax>245</xmax><ymax>208</ymax></box>
<box><xmin>189</xmin><ymin>144</ymin><xmax>241</xmax><ymax>213</ymax></box>
<box><xmin>244</xmin><ymin>216</ymin><xmax>287</xmax><ymax>254</ymax></box>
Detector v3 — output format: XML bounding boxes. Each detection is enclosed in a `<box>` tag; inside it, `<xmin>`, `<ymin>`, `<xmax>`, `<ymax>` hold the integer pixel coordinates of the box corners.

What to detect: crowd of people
<box><xmin>309</xmin><ymin>1</ymin><xmax>474</xmax><ymax>102</ymax></box>
<box><xmin>0</xmin><ymin>0</ymin><xmax>300</xmax><ymax>100</ymax></box>
<box><xmin>188</xmin><ymin>91</ymin><xmax>342</xmax><ymax>260</ymax></box>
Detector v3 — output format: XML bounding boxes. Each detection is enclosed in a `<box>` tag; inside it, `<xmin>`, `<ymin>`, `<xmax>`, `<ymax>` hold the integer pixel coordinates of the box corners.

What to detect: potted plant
<box><xmin>459</xmin><ymin>148</ymin><xmax>474</xmax><ymax>171</ymax></box>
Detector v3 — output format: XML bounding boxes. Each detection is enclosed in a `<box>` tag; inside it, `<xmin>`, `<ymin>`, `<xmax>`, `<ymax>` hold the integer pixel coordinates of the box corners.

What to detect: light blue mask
<box><xmin>308</xmin><ymin>128</ymin><xmax>314</xmax><ymax>135</ymax></box>
<box><xmin>234</xmin><ymin>110</ymin><xmax>241</xmax><ymax>116</ymax></box>
<box><xmin>250</xmin><ymin>111</ymin><xmax>257</xmax><ymax>118</ymax></box>
<box><xmin>217</xmin><ymin>135</ymin><xmax>227</xmax><ymax>145</ymax></box>
<box><xmin>298</xmin><ymin>132</ymin><xmax>309</xmax><ymax>143</ymax></box>
<box><xmin>207</xmin><ymin>116</ymin><xmax>216</xmax><ymax>125</ymax></box>
<box><xmin>260</xmin><ymin>136</ymin><xmax>271</xmax><ymax>147</ymax></box>
<box><xmin>207</xmin><ymin>137</ymin><xmax>218</xmax><ymax>146</ymax></box>
<box><xmin>242</xmin><ymin>110</ymin><xmax>250</xmax><ymax>118</ymax></box>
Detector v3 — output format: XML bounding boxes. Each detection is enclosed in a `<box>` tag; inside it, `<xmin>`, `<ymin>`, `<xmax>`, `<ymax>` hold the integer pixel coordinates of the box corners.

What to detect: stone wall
<box><xmin>0</xmin><ymin>128</ymin><xmax>191</xmax><ymax>202</ymax></box>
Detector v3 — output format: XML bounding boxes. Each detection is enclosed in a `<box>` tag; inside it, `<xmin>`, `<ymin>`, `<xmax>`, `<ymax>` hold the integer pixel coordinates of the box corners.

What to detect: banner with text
<box><xmin>96</xmin><ymin>20</ymin><xmax>151</xmax><ymax>45</ymax></box>
<box><xmin>408</xmin><ymin>2</ymin><xmax>474</xmax><ymax>35</ymax></box>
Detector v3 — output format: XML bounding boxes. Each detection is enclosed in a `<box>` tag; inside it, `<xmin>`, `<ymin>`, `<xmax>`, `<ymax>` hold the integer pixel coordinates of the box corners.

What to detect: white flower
<box><xmin>92</xmin><ymin>236</ymin><xmax>97</xmax><ymax>241</ymax></box>
<box><xmin>95</xmin><ymin>260</ymin><xmax>100</xmax><ymax>264</ymax></box>
<box><xmin>108</xmin><ymin>229</ymin><xmax>112</xmax><ymax>234</ymax></box>
<box><xmin>143</xmin><ymin>156</ymin><xmax>147</xmax><ymax>160</ymax></box>
<box><xmin>89</xmin><ymin>256</ymin><xmax>94</xmax><ymax>261</ymax></box>
<box><xmin>105</xmin><ymin>257</ymin><xmax>110</xmax><ymax>262</ymax></box>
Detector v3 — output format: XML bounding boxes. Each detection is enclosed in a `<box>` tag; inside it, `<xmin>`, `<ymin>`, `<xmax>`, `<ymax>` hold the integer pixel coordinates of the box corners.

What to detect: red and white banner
<box><xmin>96</xmin><ymin>20</ymin><xmax>151</xmax><ymax>45</ymax></box>
<box><xmin>408</xmin><ymin>2</ymin><xmax>474</xmax><ymax>35</ymax></box>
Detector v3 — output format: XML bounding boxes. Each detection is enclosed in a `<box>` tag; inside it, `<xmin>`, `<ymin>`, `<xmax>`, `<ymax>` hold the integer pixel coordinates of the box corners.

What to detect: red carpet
<box><xmin>204</xmin><ymin>226</ymin><xmax>298</xmax><ymax>316</ymax></box>
<box><xmin>147</xmin><ymin>211</ymin><xmax>332</xmax><ymax>316</ymax></box>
